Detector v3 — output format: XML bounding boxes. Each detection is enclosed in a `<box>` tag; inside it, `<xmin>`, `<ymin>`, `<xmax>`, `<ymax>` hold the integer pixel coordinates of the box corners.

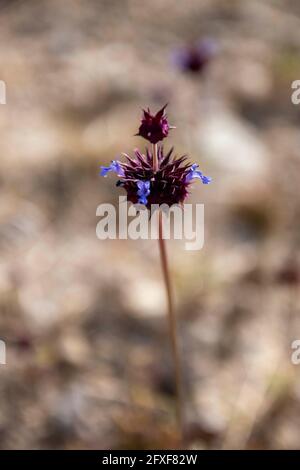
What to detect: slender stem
<box><xmin>152</xmin><ymin>143</ymin><xmax>158</xmax><ymax>172</ymax></box>
<box><xmin>152</xmin><ymin>142</ymin><xmax>184</xmax><ymax>443</ymax></box>
<box><xmin>158</xmin><ymin>212</ymin><xmax>184</xmax><ymax>443</ymax></box>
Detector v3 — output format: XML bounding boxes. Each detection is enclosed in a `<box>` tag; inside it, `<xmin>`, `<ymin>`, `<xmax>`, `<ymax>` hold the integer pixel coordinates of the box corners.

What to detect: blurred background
<box><xmin>1</xmin><ymin>0</ymin><xmax>300</xmax><ymax>450</ymax></box>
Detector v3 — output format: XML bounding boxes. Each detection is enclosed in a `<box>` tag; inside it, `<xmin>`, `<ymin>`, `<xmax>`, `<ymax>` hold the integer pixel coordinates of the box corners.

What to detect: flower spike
<box><xmin>100</xmin><ymin>146</ymin><xmax>210</xmax><ymax>208</ymax></box>
<box><xmin>100</xmin><ymin>105</ymin><xmax>211</xmax><ymax>208</ymax></box>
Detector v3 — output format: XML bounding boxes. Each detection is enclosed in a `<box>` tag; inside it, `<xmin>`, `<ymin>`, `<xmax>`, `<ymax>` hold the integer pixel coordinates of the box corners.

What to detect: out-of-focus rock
<box><xmin>124</xmin><ymin>278</ymin><xmax>166</xmax><ymax>318</ymax></box>
<box><xmin>196</xmin><ymin>111</ymin><xmax>269</xmax><ymax>180</ymax></box>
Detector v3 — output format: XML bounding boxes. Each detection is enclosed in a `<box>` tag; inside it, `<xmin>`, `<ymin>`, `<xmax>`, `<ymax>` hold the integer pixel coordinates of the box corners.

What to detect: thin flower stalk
<box><xmin>99</xmin><ymin>104</ymin><xmax>212</xmax><ymax>445</ymax></box>
<box><xmin>155</xmin><ymin>137</ymin><xmax>183</xmax><ymax>441</ymax></box>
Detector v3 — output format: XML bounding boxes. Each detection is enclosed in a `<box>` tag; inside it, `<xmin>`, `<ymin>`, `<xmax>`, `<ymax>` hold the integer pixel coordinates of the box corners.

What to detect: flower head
<box><xmin>101</xmin><ymin>147</ymin><xmax>211</xmax><ymax>208</ymax></box>
<box><xmin>136</xmin><ymin>104</ymin><xmax>172</xmax><ymax>144</ymax></box>
<box><xmin>172</xmin><ymin>38</ymin><xmax>218</xmax><ymax>74</ymax></box>
<box><xmin>100</xmin><ymin>104</ymin><xmax>212</xmax><ymax>207</ymax></box>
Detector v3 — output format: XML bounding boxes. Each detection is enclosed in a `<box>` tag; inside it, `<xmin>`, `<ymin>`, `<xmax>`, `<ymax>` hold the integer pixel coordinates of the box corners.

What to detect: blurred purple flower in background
<box><xmin>172</xmin><ymin>38</ymin><xmax>218</xmax><ymax>74</ymax></box>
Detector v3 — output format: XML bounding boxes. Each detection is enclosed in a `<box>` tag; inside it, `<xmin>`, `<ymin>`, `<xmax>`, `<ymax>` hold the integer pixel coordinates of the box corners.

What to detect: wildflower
<box><xmin>136</xmin><ymin>104</ymin><xmax>173</xmax><ymax>144</ymax></box>
<box><xmin>101</xmin><ymin>147</ymin><xmax>211</xmax><ymax>208</ymax></box>
<box><xmin>100</xmin><ymin>160</ymin><xmax>124</xmax><ymax>177</ymax></box>
<box><xmin>100</xmin><ymin>104</ymin><xmax>211</xmax><ymax>207</ymax></box>
<box><xmin>98</xmin><ymin>104</ymin><xmax>212</xmax><ymax>441</ymax></box>
<box><xmin>172</xmin><ymin>38</ymin><xmax>218</xmax><ymax>74</ymax></box>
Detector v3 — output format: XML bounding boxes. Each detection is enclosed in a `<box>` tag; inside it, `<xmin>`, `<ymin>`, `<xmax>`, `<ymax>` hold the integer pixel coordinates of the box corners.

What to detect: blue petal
<box><xmin>137</xmin><ymin>180</ymin><xmax>150</xmax><ymax>191</ymax></box>
<box><xmin>136</xmin><ymin>180</ymin><xmax>151</xmax><ymax>205</ymax></box>
<box><xmin>201</xmin><ymin>175</ymin><xmax>212</xmax><ymax>184</ymax></box>
<box><xmin>100</xmin><ymin>166</ymin><xmax>111</xmax><ymax>177</ymax></box>
<box><xmin>138</xmin><ymin>196</ymin><xmax>148</xmax><ymax>205</ymax></box>
<box><xmin>99</xmin><ymin>160</ymin><xmax>124</xmax><ymax>177</ymax></box>
<box><xmin>185</xmin><ymin>164</ymin><xmax>212</xmax><ymax>184</ymax></box>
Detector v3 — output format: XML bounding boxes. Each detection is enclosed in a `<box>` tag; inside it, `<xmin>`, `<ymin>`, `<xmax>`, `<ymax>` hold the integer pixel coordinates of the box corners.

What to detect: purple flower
<box><xmin>100</xmin><ymin>160</ymin><xmax>125</xmax><ymax>177</ymax></box>
<box><xmin>185</xmin><ymin>164</ymin><xmax>212</xmax><ymax>184</ymax></box>
<box><xmin>120</xmin><ymin>147</ymin><xmax>193</xmax><ymax>207</ymax></box>
<box><xmin>100</xmin><ymin>148</ymin><xmax>211</xmax><ymax>208</ymax></box>
<box><xmin>137</xmin><ymin>180</ymin><xmax>151</xmax><ymax>205</ymax></box>
<box><xmin>136</xmin><ymin>104</ymin><xmax>173</xmax><ymax>144</ymax></box>
<box><xmin>172</xmin><ymin>38</ymin><xmax>218</xmax><ymax>74</ymax></box>
<box><xmin>99</xmin><ymin>105</ymin><xmax>212</xmax><ymax>208</ymax></box>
